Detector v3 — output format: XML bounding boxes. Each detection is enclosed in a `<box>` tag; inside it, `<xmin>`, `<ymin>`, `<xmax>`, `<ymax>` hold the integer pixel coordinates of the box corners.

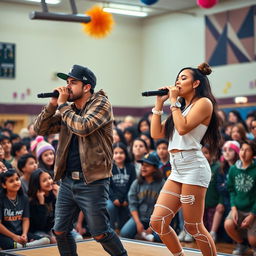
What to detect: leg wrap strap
<box><xmin>180</xmin><ymin>195</ymin><xmax>195</xmax><ymax>205</ymax></box>
<box><xmin>184</xmin><ymin>221</ymin><xmax>214</xmax><ymax>256</ymax></box>
<box><xmin>150</xmin><ymin>204</ymin><xmax>175</xmax><ymax>236</ymax></box>
<box><xmin>173</xmin><ymin>250</ymin><xmax>184</xmax><ymax>256</ymax></box>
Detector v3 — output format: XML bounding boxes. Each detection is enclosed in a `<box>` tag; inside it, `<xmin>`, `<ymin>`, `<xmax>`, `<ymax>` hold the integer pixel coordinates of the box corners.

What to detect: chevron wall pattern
<box><xmin>205</xmin><ymin>5</ymin><xmax>255</xmax><ymax>66</ymax></box>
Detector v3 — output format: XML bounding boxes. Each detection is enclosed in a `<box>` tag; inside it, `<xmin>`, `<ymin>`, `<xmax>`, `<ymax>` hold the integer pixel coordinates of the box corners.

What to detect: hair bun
<box><xmin>197</xmin><ymin>62</ymin><xmax>212</xmax><ymax>76</ymax></box>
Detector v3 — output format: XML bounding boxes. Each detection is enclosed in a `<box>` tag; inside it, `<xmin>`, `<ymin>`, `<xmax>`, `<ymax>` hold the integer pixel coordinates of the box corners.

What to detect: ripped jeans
<box><xmin>53</xmin><ymin>177</ymin><xmax>127</xmax><ymax>256</ymax></box>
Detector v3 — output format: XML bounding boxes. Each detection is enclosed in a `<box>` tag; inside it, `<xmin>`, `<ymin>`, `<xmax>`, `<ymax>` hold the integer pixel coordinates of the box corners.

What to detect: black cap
<box><xmin>57</xmin><ymin>65</ymin><xmax>97</xmax><ymax>88</ymax></box>
<box><xmin>138</xmin><ymin>152</ymin><xmax>160</xmax><ymax>167</ymax></box>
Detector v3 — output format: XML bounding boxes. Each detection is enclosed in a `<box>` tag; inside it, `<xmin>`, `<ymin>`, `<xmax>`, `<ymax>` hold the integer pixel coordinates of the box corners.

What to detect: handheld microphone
<box><xmin>141</xmin><ymin>89</ymin><xmax>168</xmax><ymax>97</ymax></box>
<box><xmin>37</xmin><ymin>91</ymin><xmax>59</xmax><ymax>98</ymax></box>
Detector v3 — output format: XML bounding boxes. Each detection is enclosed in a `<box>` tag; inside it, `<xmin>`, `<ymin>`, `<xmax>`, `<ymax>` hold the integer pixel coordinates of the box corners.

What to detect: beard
<box><xmin>67</xmin><ymin>91</ymin><xmax>84</xmax><ymax>102</ymax></box>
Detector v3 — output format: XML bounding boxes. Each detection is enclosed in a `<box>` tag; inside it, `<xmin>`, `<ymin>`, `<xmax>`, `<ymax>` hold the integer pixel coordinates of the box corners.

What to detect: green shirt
<box><xmin>227</xmin><ymin>160</ymin><xmax>256</xmax><ymax>214</ymax></box>
<box><xmin>205</xmin><ymin>161</ymin><xmax>221</xmax><ymax>208</ymax></box>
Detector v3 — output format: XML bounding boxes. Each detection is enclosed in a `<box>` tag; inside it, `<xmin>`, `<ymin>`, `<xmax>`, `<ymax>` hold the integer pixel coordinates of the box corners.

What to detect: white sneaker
<box><xmin>210</xmin><ymin>231</ymin><xmax>217</xmax><ymax>242</ymax></box>
<box><xmin>178</xmin><ymin>230</ymin><xmax>186</xmax><ymax>242</ymax></box>
<box><xmin>71</xmin><ymin>229</ymin><xmax>83</xmax><ymax>241</ymax></box>
<box><xmin>141</xmin><ymin>232</ymin><xmax>154</xmax><ymax>242</ymax></box>
<box><xmin>184</xmin><ymin>233</ymin><xmax>194</xmax><ymax>242</ymax></box>
<box><xmin>26</xmin><ymin>237</ymin><xmax>50</xmax><ymax>247</ymax></box>
<box><xmin>232</xmin><ymin>243</ymin><xmax>248</xmax><ymax>255</ymax></box>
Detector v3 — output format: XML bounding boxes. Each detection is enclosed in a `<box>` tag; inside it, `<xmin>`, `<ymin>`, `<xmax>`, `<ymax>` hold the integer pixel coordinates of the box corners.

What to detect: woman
<box><xmin>150</xmin><ymin>62</ymin><xmax>220</xmax><ymax>256</ymax></box>
<box><xmin>28</xmin><ymin>169</ymin><xmax>59</xmax><ymax>243</ymax></box>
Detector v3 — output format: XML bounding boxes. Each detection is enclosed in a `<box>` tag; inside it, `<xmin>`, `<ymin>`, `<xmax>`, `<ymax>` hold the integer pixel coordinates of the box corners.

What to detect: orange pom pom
<box><xmin>82</xmin><ymin>6</ymin><xmax>115</xmax><ymax>39</ymax></box>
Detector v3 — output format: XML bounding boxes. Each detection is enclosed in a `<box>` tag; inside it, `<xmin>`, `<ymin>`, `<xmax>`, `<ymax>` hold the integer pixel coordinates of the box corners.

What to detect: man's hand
<box><xmin>56</xmin><ymin>87</ymin><xmax>70</xmax><ymax>106</ymax></box>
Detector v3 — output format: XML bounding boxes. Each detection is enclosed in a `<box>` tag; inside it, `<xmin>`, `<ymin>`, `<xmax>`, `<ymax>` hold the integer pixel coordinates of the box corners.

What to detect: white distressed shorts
<box><xmin>168</xmin><ymin>150</ymin><xmax>211</xmax><ymax>188</ymax></box>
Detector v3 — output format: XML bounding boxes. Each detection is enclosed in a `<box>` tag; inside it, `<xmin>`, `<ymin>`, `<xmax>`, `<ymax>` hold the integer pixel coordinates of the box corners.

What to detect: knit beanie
<box><xmin>31</xmin><ymin>136</ymin><xmax>55</xmax><ymax>159</ymax></box>
<box><xmin>222</xmin><ymin>140</ymin><xmax>240</xmax><ymax>154</ymax></box>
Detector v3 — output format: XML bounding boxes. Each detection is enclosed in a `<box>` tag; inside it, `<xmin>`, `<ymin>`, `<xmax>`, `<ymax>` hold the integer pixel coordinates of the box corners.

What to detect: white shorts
<box><xmin>168</xmin><ymin>150</ymin><xmax>211</xmax><ymax>188</ymax></box>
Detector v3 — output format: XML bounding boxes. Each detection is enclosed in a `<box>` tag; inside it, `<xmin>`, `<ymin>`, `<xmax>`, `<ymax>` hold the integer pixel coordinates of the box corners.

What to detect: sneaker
<box><xmin>26</xmin><ymin>237</ymin><xmax>50</xmax><ymax>247</ymax></box>
<box><xmin>184</xmin><ymin>233</ymin><xmax>194</xmax><ymax>242</ymax></box>
<box><xmin>141</xmin><ymin>231</ymin><xmax>154</xmax><ymax>242</ymax></box>
<box><xmin>210</xmin><ymin>231</ymin><xmax>217</xmax><ymax>242</ymax></box>
<box><xmin>232</xmin><ymin>243</ymin><xmax>248</xmax><ymax>255</ymax></box>
<box><xmin>178</xmin><ymin>230</ymin><xmax>186</xmax><ymax>242</ymax></box>
<box><xmin>71</xmin><ymin>229</ymin><xmax>83</xmax><ymax>241</ymax></box>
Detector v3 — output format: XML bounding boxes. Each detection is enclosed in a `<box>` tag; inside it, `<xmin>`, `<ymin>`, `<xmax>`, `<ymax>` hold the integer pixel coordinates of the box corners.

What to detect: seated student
<box><xmin>28</xmin><ymin>169</ymin><xmax>59</xmax><ymax>243</ymax></box>
<box><xmin>0</xmin><ymin>169</ymin><xmax>50</xmax><ymax>249</ymax></box>
<box><xmin>202</xmin><ymin>144</ymin><xmax>221</xmax><ymax>242</ymax></box>
<box><xmin>0</xmin><ymin>144</ymin><xmax>12</xmax><ymax>170</ymax></box>
<box><xmin>120</xmin><ymin>152</ymin><xmax>164</xmax><ymax>242</ymax></box>
<box><xmin>155</xmin><ymin>139</ymin><xmax>171</xmax><ymax>179</ymax></box>
<box><xmin>10</xmin><ymin>142</ymin><xmax>28</xmax><ymax>174</ymax></box>
<box><xmin>107</xmin><ymin>142</ymin><xmax>136</xmax><ymax>230</ymax></box>
<box><xmin>0</xmin><ymin>135</ymin><xmax>14</xmax><ymax>165</ymax></box>
<box><xmin>140</xmin><ymin>131</ymin><xmax>155</xmax><ymax>153</ymax></box>
<box><xmin>18</xmin><ymin>153</ymin><xmax>38</xmax><ymax>195</ymax></box>
<box><xmin>224</xmin><ymin>140</ymin><xmax>256</xmax><ymax>256</ymax></box>
<box><xmin>215</xmin><ymin>140</ymin><xmax>240</xmax><ymax>243</ymax></box>
<box><xmin>31</xmin><ymin>136</ymin><xmax>55</xmax><ymax>178</ymax></box>
<box><xmin>130</xmin><ymin>138</ymin><xmax>149</xmax><ymax>177</ymax></box>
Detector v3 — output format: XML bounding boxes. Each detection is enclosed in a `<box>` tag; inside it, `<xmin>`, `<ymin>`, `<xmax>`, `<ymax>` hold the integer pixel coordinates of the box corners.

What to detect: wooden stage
<box><xmin>1</xmin><ymin>238</ymin><xmax>232</xmax><ymax>256</ymax></box>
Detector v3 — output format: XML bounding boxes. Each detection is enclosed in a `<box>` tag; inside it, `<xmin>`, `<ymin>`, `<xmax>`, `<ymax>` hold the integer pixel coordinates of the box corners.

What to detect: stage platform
<box><xmin>0</xmin><ymin>238</ymin><xmax>232</xmax><ymax>256</ymax></box>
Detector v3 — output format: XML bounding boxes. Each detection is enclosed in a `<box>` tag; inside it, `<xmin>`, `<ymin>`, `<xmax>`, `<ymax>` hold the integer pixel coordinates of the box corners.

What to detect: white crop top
<box><xmin>168</xmin><ymin>104</ymin><xmax>208</xmax><ymax>151</ymax></box>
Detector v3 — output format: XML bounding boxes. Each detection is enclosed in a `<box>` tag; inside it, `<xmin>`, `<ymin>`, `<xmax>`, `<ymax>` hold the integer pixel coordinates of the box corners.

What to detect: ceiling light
<box><xmin>234</xmin><ymin>96</ymin><xmax>248</xmax><ymax>104</ymax></box>
<box><xmin>24</xmin><ymin>0</ymin><xmax>61</xmax><ymax>4</ymax></box>
<box><xmin>103</xmin><ymin>7</ymin><xmax>148</xmax><ymax>17</ymax></box>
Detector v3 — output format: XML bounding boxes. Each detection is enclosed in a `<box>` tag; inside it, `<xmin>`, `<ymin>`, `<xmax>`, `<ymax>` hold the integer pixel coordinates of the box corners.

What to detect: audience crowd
<box><xmin>0</xmin><ymin>109</ymin><xmax>256</xmax><ymax>255</ymax></box>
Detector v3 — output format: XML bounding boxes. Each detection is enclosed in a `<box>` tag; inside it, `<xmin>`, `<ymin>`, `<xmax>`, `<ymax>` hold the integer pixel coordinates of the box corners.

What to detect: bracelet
<box><xmin>152</xmin><ymin>108</ymin><xmax>163</xmax><ymax>115</ymax></box>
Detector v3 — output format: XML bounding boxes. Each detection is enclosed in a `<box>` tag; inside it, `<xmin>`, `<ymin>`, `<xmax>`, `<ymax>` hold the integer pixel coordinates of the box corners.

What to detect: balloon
<box><xmin>197</xmin><ymin>0</ymin><xmax>218</xmax><ymax>8</ymax></box>
<box><xmin>141</xmin><ymin>0</ymin><xmax>158</xmax><ymax>5</ymax></box>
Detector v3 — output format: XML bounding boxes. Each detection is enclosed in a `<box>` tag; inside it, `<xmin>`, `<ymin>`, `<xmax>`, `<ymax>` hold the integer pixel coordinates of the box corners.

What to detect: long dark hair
<box><xmin>164</xmin><ymin>63</ymin><xmax>221</xmax><ymax>156</ymax></box>
<box><xmin>0</xmin><ymin>169</ymin><xmax>23</xmax><ymax>196</ymax></box>
<box><xmin>113</xmin><ymin>142</ymin><xmax>131</xmax><ymax>164</ymax></box>
<box><xmin>27</xmin><ymin>168</ymin><xmax>54</xmax><ymax>204</ymax></box>
<box><xmin>138</xmin><ymin>166</ymin><xmax>163</xmax><ymax>184</ymax></box>
<box><xmin>27</xmin><ymin>168</ymin><xmax>46</xmax><ymax>202</ymax></box>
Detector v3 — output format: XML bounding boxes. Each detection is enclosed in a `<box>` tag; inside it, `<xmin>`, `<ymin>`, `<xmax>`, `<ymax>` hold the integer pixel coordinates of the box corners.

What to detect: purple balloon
<box><xmin>141</xmin><ymin>0</ymin><xmax>158</xmax><ymax>5</ymax></box>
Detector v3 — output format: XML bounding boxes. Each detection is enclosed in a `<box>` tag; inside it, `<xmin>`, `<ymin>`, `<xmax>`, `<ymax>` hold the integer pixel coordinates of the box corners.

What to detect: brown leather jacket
<box><xmin>34</xmin><ymin>90</ymin><xmax>113</xmax><ymax>183</ymax></box>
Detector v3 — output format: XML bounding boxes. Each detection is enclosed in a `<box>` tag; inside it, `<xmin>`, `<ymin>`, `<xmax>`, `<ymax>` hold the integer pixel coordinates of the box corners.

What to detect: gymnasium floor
<box><xmin>0</xmin><ymin>238</ymin><xmax>232</xmax><ymax>256</ymax></box>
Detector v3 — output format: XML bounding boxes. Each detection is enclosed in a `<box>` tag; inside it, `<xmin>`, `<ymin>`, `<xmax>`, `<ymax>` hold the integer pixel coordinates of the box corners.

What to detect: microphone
<box><xmin>141</xmin><ymin>89</ymin><xmax>168</xmax><ymax>97</ymax></box>
<box><xmin>37</xmin><ymin>91</ymin><xmax>59</xmax><ymax>98</ymax></box>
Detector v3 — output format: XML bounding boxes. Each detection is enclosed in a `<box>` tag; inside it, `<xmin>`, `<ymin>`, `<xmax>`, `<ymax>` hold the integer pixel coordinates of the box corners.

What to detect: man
<box><xmin>34</xmin><ymin>64</ymin><xmax>127</xmax><ymax>256</ymax></box>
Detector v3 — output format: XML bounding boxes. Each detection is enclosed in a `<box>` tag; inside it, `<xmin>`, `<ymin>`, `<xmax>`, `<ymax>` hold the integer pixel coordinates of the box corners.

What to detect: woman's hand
<box><xmin>155</xmin><ymin>86</ymin><xmax>170</xmax><ymax>106</ymax></box>
<box><xmin>37</xmin><ymin>190</ymin><xmax>45</xmax><ymax>205</ymax></box>
<box><xmin>168</xmin><ymin>85</ymin><xmax>180</xmax><ymax>102</ymax></box>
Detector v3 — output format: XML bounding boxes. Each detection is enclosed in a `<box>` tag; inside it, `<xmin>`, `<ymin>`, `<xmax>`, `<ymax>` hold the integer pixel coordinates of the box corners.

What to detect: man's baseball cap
<box><xmin>57</xmin><ymin>64</ymin><xmax>96</xmax><ymax>88</ymax></box>
<box><xmin>138</xmin><ymin>152</ymin><xmax>160</xmax><ymax>167</ymax></box>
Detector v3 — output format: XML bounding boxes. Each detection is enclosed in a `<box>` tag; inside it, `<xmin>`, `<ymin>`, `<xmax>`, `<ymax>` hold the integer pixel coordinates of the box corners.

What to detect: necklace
<box><xmin>8</xmin><ymin>197</ymin><xmax>18</xmax><ymax>207</ymax></box>
<box><xmin>182</xmin><ymin>96</ymin><xmax>197</xmax><ymax>113</ymax></box>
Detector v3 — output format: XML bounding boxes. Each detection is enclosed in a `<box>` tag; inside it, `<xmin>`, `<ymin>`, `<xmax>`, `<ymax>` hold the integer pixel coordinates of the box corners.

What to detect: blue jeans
<box><xmin>106</xmin><ymin>200</ymin><xmax>130</xmax><ymax>229</ymax></box>
<box><xmin>120</xmin><ymin>217</ymin><xmax>161</xmax><ymax>242</ymax></box>
<box><xmin>53</xmin><ymin>177</ymin><xmax>127</xmax><ymax>256</ymax></box>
